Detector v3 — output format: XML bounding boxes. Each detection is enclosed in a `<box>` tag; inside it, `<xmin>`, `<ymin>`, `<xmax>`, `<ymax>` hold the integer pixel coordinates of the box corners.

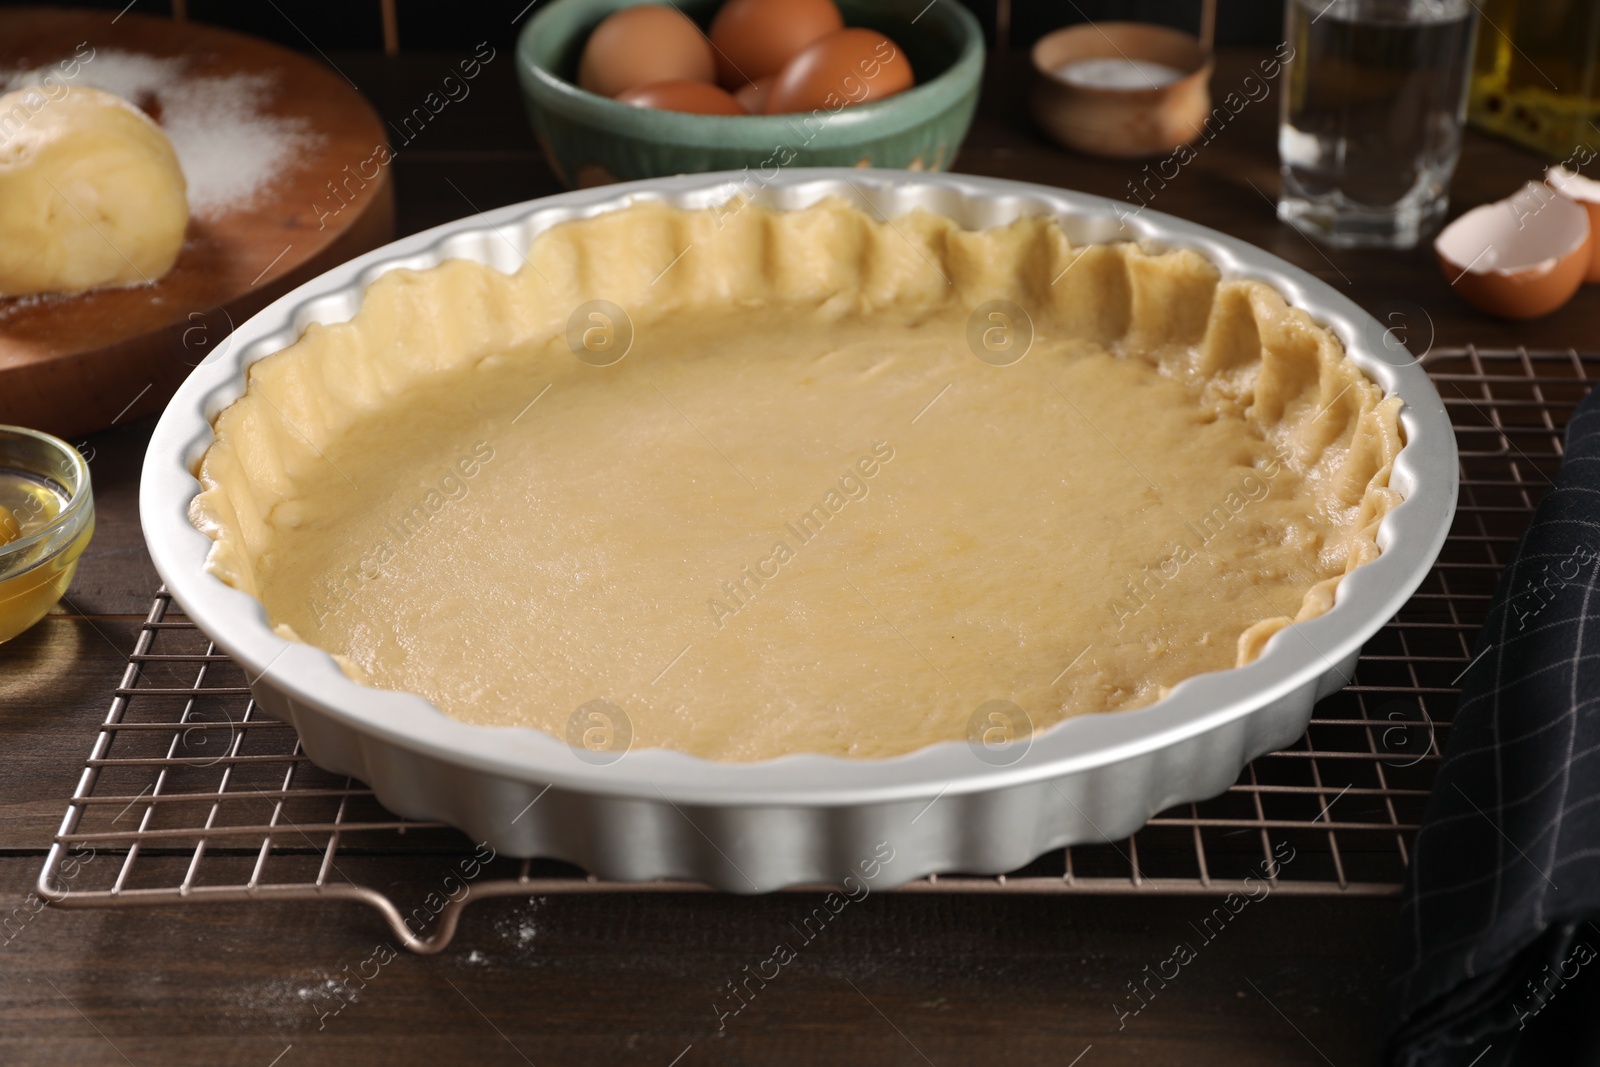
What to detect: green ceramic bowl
<box><xmin>515</xmin><ymin>0</ymin><xmax>985</xmax><ymax>187</ymax></box>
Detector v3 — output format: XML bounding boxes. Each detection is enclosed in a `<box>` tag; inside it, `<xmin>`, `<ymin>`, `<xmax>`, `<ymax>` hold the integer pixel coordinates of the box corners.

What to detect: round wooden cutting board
<box><xmin>0</xmin><ymin>8</ymin><xmax>394</xmax><ymax>439</ymax></box>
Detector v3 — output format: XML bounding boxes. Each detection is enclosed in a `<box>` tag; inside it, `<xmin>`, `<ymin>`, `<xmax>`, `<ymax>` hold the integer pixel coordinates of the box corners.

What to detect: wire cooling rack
<box><xmin>36</xmin><ymin>347</ymin><xmax>1590</xmax><ymax>953</ymax></box>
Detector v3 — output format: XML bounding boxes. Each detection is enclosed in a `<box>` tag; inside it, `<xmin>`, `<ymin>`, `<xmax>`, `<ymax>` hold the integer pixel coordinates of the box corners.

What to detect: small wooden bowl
<box><xmin>1030</xmin><ymin>22</ymin><xmax>1213</xmax><ymax>159</ymax></box>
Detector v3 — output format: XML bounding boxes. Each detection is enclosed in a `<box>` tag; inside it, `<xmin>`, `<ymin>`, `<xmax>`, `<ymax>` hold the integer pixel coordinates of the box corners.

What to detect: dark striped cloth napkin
<box><xmin>1386</xmin><ymin>385</ymin><xmax>1600</xmax><ymax>1067</ymax></box>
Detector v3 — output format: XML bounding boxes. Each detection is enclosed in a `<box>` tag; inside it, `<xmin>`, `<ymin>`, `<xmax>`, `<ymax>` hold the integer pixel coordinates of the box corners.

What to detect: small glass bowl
<box><xmin>0</xmin><ymin>425</ymin><xmax>94</xmax><ymax>643</ymax></box>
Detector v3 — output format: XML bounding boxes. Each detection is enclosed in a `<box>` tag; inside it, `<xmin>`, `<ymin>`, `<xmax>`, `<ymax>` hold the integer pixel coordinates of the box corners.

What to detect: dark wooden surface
<box><xmin>0</xmin><ymin>40</ymin><xmax>1578</xmax><ymax>1066</ymax></box>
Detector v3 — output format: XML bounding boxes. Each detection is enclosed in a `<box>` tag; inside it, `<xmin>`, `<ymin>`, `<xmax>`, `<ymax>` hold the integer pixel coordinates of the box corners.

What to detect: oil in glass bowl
<box><xmin>0</xmin><ymin>426</ymin><xmax>94</xmax><ymax>643</ymax></box>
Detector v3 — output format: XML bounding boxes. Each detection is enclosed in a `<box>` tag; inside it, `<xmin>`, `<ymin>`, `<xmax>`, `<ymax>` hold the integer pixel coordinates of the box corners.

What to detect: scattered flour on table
<box><xmin>493</xmin><ymin>895</ymin><xmax>543</xmax><ymax>951</ymax></box>
<box><xmin>3</xmin><ymin>49</ymin><xmax>319</xmax><ymax>218</ymax></box>
<box><xmin>229</xmin><ymin>975</ymin><xmax>333</xmax><ymax>1030</ymax></box>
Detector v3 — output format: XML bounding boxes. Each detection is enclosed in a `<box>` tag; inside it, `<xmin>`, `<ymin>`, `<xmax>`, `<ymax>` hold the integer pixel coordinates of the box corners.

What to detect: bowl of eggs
<box><xmin>515</xmin><ymin>0</ymin><xmax>984</xmax><ymax>187</ymax></box>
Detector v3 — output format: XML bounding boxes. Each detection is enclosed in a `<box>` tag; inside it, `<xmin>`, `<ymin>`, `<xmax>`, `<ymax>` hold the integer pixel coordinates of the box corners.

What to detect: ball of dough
<box><xmin>0</xmin><ymin>85</ymin><xmax>189</xmax><ymax>297</ymax></box>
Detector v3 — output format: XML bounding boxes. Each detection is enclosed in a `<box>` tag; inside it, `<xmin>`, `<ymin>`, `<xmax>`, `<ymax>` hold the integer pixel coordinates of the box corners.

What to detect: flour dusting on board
<box><xmin>3</xmin><ymin>49</ymin><xmax>319</xmax><ymax>218</ymax></box>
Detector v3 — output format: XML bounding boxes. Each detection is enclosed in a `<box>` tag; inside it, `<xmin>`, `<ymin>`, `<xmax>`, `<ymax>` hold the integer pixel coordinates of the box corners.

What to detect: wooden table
<box><xmin>0</xmin><ymin>46</ymin><xmax>1579</xmax><ymax>1066</ymax></box>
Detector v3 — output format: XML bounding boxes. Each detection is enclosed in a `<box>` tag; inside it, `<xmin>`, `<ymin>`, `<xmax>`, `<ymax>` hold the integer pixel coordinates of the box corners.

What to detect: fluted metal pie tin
<box><xmin>141</xmin><ymin>170</ymin><xmax>1458</xmax><ymax>892</ymax></box>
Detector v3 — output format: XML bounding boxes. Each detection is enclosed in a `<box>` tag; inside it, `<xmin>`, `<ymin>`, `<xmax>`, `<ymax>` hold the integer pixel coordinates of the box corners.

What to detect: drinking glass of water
<box><xmin>1278</xmin><ymin>0</ymin><xmax>1478</xmax><ymax>249</ymax></box>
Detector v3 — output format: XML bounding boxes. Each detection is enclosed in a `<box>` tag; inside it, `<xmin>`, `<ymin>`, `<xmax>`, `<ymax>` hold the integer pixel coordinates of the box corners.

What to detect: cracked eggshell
<box><xmin>1435</xmin><ymin>181</ymin><xmax>1591</xmax><ymax>319</ymax></box>
<box><xmin>1546</xmin><ymin>165</ymin><xmax>1600</xmax><ymax>283</ymax></box>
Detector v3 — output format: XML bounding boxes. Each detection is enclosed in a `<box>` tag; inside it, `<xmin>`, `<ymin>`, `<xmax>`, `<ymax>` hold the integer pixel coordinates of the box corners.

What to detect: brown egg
<box><xmin>764</xmin><ymin>29</ymin><xmax>915</xmax><ymax>115</ymax></box>
<box><xmin>618</xmin><ymin>80</ymin><xmax>745</xmax><ymax>115</ymax></box>
<box><xmin>578</xmin><ymin>5</ymin><xmax>716</xmax><ymax>99</ymax></box>
<box><xmin>709</xmin><ymin>0</ymin><xmax>843</xmax><ymax>89</ymax></box>
<box><xmin>1435</xmin><ymin>181</ymin><xmax>1591</xmax><ymax>319</ymax></box>
<box><xmin>735</xmin><ymin>76</ymin><xmax>774</xmax><ymax>114</ymax></box>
